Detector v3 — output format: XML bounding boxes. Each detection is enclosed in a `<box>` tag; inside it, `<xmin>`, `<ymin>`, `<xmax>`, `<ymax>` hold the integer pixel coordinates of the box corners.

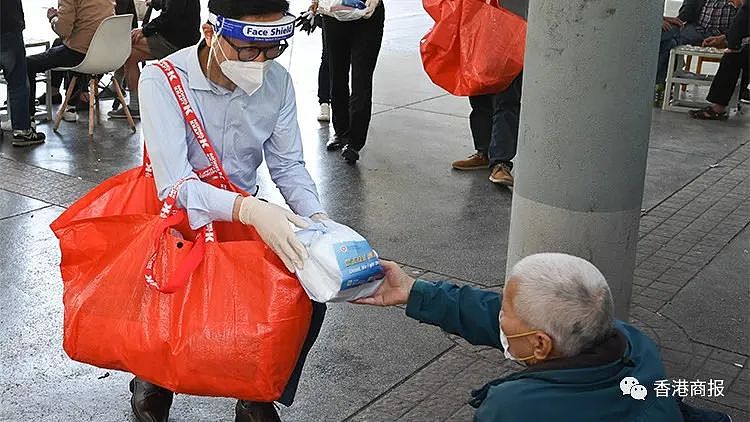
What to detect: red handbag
<box><xmin>420</xmin><ymin>0</ymin><xmax>526</xmax><ymax>96</ymax></box>
<box><xmin>50</xmin><ymin>60</ymin><xmax>312</xmax><ymax>401</ymax></box>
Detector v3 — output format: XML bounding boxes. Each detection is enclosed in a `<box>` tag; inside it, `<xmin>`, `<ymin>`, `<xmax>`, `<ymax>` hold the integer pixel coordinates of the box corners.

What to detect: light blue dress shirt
<box><xmin>140</xmin><ymin>44</ymin><xmax>325</xmax><ymax>230</ymax></box>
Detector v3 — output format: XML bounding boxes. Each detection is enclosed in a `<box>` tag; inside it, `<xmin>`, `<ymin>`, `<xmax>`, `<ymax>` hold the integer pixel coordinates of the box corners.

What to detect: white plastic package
<box><xmin>294</xmin><ymin>219</ymin><xmax>384</xmax><ymax>303</ymax></box>
<box><xmin>318</xmin><ymin>0</ymin><xmax>368</xmax><ymax>21</ymax></box>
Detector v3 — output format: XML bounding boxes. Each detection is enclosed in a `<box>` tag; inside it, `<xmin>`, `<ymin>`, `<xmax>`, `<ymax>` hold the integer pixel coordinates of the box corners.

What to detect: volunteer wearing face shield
<box><xmin>354</xmin><ymin>254</ymin><xmax>730</xmax><ymax>421</ymax></box>
<box><xmin>134</xmin><ymin>0</ymin><xmax>328</xmax><ymax>420</ymax></box>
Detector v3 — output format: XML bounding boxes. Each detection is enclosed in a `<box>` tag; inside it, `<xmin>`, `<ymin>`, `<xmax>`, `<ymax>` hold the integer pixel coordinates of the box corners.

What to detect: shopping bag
<box><xmin>420</xmin><ymin>0</ymin><xmax>526</xmax><ymax>96</ymax></box>
<box><xmin>50</xmin><ymin>60</ymin><xmax>312</xmax><ymax>401</ymax></box>
<box><xmin>294</xmin><ymin>219</ymin><xmax>384</xmax><ymax>302</ymax></box>
<box><xmin>319</xmin><ymin>0</ymin><xmax>368</xmax><ymax>21</ymax></box>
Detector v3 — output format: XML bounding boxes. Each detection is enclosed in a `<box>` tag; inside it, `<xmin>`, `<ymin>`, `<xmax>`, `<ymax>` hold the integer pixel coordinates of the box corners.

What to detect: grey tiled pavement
<box><xmin>1</xmin><ymin>0</ymin><xmax>749</xmax><ymax>420</ymax></box>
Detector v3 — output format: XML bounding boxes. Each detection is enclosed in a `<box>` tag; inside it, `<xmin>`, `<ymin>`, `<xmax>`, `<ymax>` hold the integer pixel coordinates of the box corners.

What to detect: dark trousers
<box><xmin>707</xmin><ymin>47</ymin><xmax>749</xmax><ymax>106</ymax></box>
<box><xmin>656</xmin><ymin>24</ymin><xmax>706</xmax><ymax>84</ymax></box>
<box><xmin>278</xmin><ymin>301</ymin><xmax>327</xmax><ymax>406</ymax></box>
<box><xmin>317</xmin><ymin>16</ymin><xmax>331</xmax><ymax>104</ymax></box>
<box><xmin>26</xmin><ymin>43</ymin><xmax>85</xmax><ymax>114</ymax></box>
<box><xmin>469</xmin><ymin>73</ymin><xmax>523</xmax><ymax>167</ymax></box>
<box><xmin>0</xmin><ymin>31</ymin><xmax>31</xmax><ymax>130</ymax></box>
<box><xmin>323</xmin><ymin>5</ymin><xmax>385</xmax><ymax>151</ymax></box>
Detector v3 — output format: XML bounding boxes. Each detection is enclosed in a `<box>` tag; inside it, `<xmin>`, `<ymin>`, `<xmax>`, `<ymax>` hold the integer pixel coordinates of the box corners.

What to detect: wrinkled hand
<box><xmin>238</xmin><ymin>196</ymin><xmax>310</xmax><ymax>273</ymax></box>
<box><xmin>662</xmin><ymin>16</ymin><xmax>684</xmax><ymax>31</ymax></box>
<box><xmin>363</xmin><ymin>0</ymin><xmax>380</xmax><ymax>19</ymax></box>
<box><xmin>353</xmin><ymin>260</ymin><xmax>415</xmax><ymax>306</ymax></box>
<box><xmin>131</xmin><ymin>28</ymin><xmax>144</xmax><ymax>43</ymax></box>
<box><xmin>47</xmin><ymin>7</ymin><xmax>58</xmax><ymax>20</ymax></box>
<box><xmin>702</xmin><ymin>35</ymin><xmax>728</xmax><ymax>48</ymax></box>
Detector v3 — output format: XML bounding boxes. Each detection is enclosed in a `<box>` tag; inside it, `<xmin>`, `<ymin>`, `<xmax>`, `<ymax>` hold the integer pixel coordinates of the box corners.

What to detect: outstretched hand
<box><xmin>352</xmin><ymin>260</ymin><xmax>416</xmax><ymax>306</ymax></box>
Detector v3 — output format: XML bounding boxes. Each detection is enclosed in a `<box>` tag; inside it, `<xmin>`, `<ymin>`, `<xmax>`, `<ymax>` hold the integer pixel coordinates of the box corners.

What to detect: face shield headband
<box><xmin>208</xmin><ymin>12</ymin><xmax>296</xmax><ymax>43</ymax></box>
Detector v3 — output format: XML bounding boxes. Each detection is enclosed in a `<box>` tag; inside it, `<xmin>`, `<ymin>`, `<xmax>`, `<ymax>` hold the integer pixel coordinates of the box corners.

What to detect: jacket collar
<box><xmin>469</xmin><ymin>327</ymin><xmax>630</xmax><ymax>408</ymax></box>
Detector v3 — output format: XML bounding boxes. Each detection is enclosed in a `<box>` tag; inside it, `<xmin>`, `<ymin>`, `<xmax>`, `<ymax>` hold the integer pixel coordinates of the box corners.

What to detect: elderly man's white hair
<box><xmin>509</xmin><ymin>253</ymin><xmax>614</xmax><ymax>357</ymax></box>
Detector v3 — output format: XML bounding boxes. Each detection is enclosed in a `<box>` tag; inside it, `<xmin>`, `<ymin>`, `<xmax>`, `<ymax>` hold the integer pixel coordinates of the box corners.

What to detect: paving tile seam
<box><xmin>342</xmin><ymin>344</ymin><xmax>458</xmax><ymax>421</ymax></box>
<box><xmin>0</xmin><ymin>156</ymin><xmax>98</xmax><ymax>185</ymax></box>
<box><xmin>373</xmin><ymin>94</ymin><xmax>452</xmax><ymax>115</ymax></box>
<box><xmin>0</xmin><ymin>205</ymin><xmax>54</xmax><ymax>222</ymax></box>
<box><xmin>402</xmin><ymin>106</ymin><xmax>467</xmax><ymax>119</ymax></box>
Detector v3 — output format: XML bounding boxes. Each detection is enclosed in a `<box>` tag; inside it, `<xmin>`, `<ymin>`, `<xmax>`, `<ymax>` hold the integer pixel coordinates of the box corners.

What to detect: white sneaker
<box><xmin>317</xmin><ymin>103</ymin><xmax>331</xmax><ymax>122</ymax></box>
<box><xmin>0</xmin><ymin>118</ymin><xmax>11</xmax><ymax>132</ymax></box>
<box><xmin>62</xmin><ymin>107</ymin><xmax>77</xmax><ymax>122</ymax></box>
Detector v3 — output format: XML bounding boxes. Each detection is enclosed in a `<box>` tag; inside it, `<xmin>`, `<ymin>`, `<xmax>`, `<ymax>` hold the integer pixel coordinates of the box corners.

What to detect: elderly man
<box><xmin>357</xmin><ymin>253</ymin><xmax>730</xmax><ymax>421</ymax></box>
<box><xmin>655</xmin><ymin>0</ymin><xmax>742</xmax><ymax>105</ymax></box>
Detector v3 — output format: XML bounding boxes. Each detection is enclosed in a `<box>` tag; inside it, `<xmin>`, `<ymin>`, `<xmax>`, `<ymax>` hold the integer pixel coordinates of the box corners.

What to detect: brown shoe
<box><xmin>489</xmin><ymin>163</ymin><xmax>513</xmax><ymax>186</ymax></box>
<box><xmin>451</xmin><ymin>151</ymin><xmax>489</xmax><ymax>170</ymax></box>
<box><xmin>129</xmin><ymin>377</ymin><xmax>173</xmax><ymax>422</ymax></box>
<box><xmin>235</xmin><ymin>400</ymin><xmax>282</xmax><ymax>422</ymax></box>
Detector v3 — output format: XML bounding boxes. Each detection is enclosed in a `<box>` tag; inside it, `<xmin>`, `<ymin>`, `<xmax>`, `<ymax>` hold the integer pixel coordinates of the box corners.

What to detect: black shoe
<box><xmin>235</xmin><ymin>400</ymin><xmax>281</xmax><ymax>422</ymax></box>
<box><xmin>12</xmin><ymin>129</ymin><xmax>45</xmax><ymax>147</ymax></box>
<box><xmin>129</xmin><ymin>377</ymin><xmax>173</xmax><ymax>422</ymax></box>
<box><xmin>36</xmin><ymin>92</ymin><xmax>62</xmax><ymax>105</ymax></box>
<box><xmin>326</xmin><ymin>136</ymin><xmax>346</xmax><ymax>151</ymax></box>
<box><xmin>341</xmin><ymin>145</ymin><xmax>359</xmax><ymax>164</ymax></box>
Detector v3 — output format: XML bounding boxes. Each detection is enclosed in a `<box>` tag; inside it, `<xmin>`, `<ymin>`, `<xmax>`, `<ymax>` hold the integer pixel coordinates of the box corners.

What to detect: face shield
<box><xmin>207</xmin><ymin>12</ymin><xmax>296</xmax><ymax>71</ymax></box>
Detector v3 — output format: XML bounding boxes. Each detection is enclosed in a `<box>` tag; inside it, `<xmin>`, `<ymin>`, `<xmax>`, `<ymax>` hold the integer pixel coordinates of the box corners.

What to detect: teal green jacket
<box><xmin>405</xmin><ymin>280</ymin><xmax>683</xmax><ymax>422</ymax></box>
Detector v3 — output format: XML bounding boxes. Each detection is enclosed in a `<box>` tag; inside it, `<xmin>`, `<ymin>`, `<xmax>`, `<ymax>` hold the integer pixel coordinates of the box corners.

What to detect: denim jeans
<box><xmin>656</xmin><ymin>24</ymin><xmax>707</xmax><ymax>85</ymax></box>
<box><xmin>469</xmin><ymin>73</ymin><xmax>523</xmax><ymax>167</ymax></box>
<box><xmin>0</xmin><ymin>31</ymin><xmax>31</xmax><ymax>131</ymax></box>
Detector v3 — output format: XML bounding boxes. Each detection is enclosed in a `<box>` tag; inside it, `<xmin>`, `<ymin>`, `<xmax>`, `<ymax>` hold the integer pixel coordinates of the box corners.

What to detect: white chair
<box><xmin>53</xmin><ymin>14</ymin><xmax>136</xmax><ymax>137</ymax></box>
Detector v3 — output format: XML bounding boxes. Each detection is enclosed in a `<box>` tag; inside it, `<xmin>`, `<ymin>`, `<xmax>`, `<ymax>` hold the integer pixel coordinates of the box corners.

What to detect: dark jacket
<box><xmin>141</xmin><ymin>0</ymin><xmax>201</xmax><ymax>49</ymax></box>
<box><xmin>1</xmin><ymin>0</ymin><xmax>25</xmax><ymax>34</ymax></box>
<box><xmin>405</xmin><ymin>280</ymin><xmax>683</xmax><ymax>422</ymax></box>
<box><xmin>678</xmin><ymin>0</ymin><xmax>707</xmax><ymax>24</ymax></box>
<box><xmin>726</xmin><ymin>1</ymin><xmax>748</xmax><ymax>50</ymax></box>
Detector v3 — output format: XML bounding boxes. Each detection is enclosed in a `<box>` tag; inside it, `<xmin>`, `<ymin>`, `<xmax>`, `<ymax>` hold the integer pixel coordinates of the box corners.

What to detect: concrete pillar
<box><xmin>506</xmin><ymin>1</ymin><xmax>662</xmax><ymax>319</ymax></box>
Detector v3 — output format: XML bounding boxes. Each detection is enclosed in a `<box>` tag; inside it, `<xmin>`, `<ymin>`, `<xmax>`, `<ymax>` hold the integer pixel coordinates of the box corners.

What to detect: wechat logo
<box><xmin>620</xmin><ymin>377</ymin><xmax>648</xmax><ymax>400</ymax></box>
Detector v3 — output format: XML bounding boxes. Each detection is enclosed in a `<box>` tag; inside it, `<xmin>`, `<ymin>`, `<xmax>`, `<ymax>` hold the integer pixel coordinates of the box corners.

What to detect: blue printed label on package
<box><xmin>210</xmin><ymin>14</ymin><xmax>295</xmax><ymax>42</ymax></box>
<box><xmin>334</xmin><ymin>241</ymin><xmax>383</xmax><ymax>290</ymax></box>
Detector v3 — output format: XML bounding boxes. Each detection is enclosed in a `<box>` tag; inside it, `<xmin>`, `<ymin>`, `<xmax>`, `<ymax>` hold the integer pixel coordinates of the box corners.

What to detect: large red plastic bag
<box><xmin>420</xmin><ymin>0</ymin><xmax>526</xmax><ymax>96</ymax></box>
<box><xmin>294</xmin><ymin>219</ymin><xmax>384</xmax><ymax>302</ymax></box>
<box><xmin>49</xmin><ymin>60</ymin><xmax>312</xmax><ymax>402</ymax></box>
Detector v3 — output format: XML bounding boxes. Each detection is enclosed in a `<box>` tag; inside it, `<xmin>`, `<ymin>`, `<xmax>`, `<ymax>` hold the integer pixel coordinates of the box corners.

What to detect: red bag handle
<box><xmin>141</xmin><ymin>61</ymin><xmax>235</xmax><ymax>293</ymax></box>
<box><xmin>144</xmin><ymin>177</ymin><xmax>207</xmax><ymax>293</ymax></box>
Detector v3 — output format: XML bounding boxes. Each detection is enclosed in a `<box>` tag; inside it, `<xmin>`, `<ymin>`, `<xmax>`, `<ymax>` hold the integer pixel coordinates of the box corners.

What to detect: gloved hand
<box><xmin>363</xmin><ymin>0</ymin><xmax>380</xmax><ymax>19</ymax></box>
<box><xmin>295</xmin><ymin>10</ymin><xmax>320</xmax><ymax>34</ymax></box>
<box><xmin>238</xmin><ymin>196</ymin><xmax>310</xmax><ymax>273</ymax></box>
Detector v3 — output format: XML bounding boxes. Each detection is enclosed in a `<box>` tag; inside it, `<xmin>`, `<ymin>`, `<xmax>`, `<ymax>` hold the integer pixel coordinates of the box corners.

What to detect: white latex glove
<box><xmin>238</xmin><ymin>196</ymin><xmax>310</xmax><ymax>273</ymax></box>
<box><xmin>363</xmin><ymin>0</ymin><xmax>380</xmax><ymax>19</ymax></box>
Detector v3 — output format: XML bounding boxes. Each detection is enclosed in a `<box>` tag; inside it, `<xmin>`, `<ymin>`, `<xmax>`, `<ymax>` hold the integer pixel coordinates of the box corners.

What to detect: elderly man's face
<box><xmin>501</xmin><ymin>278</ymin><xmax>556</xmax><ymax>364</ymax></box>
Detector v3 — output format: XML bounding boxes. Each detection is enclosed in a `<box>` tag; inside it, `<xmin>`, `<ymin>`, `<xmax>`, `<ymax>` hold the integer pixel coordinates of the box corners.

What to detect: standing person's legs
<box><xmin>1</xmin><ymin>32</ymin><xmax>45</xmax><ymax>145</ymax></box>
<box><xmin>487</xmin><ymin>73</ymin><xmax>523</xmax><ymax>167</ymax></box>
<box><xmin>318</xmin><ymin>20</ymin><xmax>331</xmax><ymax>105</ymax></box>
<box><xmin>322</xmin><ymin>16</ymin><xmax>353</xmax><ymax>150</ymax></box>
<box><xmin>345</xmin><ymin>3</ymin><xmax>385</xmax><ymax>156</ymax></box>
<box><xmin>317</xmin><ymin>24</ymin><xmax>332</xmax><ymax>122</ymax></box>
<box><xmin>487</xmin><ymin>73</ymin><xmax>522</xmax><ymax>186</ymax></box>
<box><xmin>1</xmin><ymin>32</ymin><xmax>31</xmax><ymax>131</ymax></box>
<box><xmin>451</xmin><ymin>95</ymin><xmax>493</xmax><ymax>170</ymax></box>
<box><xmin>26</xmin><ymin>44</ymin><xmax>85</xmax><ymax>116</ymax></box>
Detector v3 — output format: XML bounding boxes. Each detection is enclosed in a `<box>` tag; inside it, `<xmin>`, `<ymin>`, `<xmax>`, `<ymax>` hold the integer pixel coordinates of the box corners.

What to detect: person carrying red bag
<box><xmin>132</xmin><ymin>0</ymin><xmax>328</xmax><ymax>420</ymax></box>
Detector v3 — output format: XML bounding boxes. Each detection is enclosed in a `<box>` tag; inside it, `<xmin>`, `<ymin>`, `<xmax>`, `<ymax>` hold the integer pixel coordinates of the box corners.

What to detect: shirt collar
<box><xmin>186</xmin><ymin>40</ymin><xmax>232</xmax><ymax>95</ymax></box>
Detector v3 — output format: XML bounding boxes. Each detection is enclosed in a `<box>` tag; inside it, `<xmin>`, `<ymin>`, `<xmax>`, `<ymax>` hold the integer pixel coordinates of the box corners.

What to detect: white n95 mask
<box><xmin>213</xmin><ymin>39</ymin><xmax>269</xmax><ymax>96</ymax></box>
